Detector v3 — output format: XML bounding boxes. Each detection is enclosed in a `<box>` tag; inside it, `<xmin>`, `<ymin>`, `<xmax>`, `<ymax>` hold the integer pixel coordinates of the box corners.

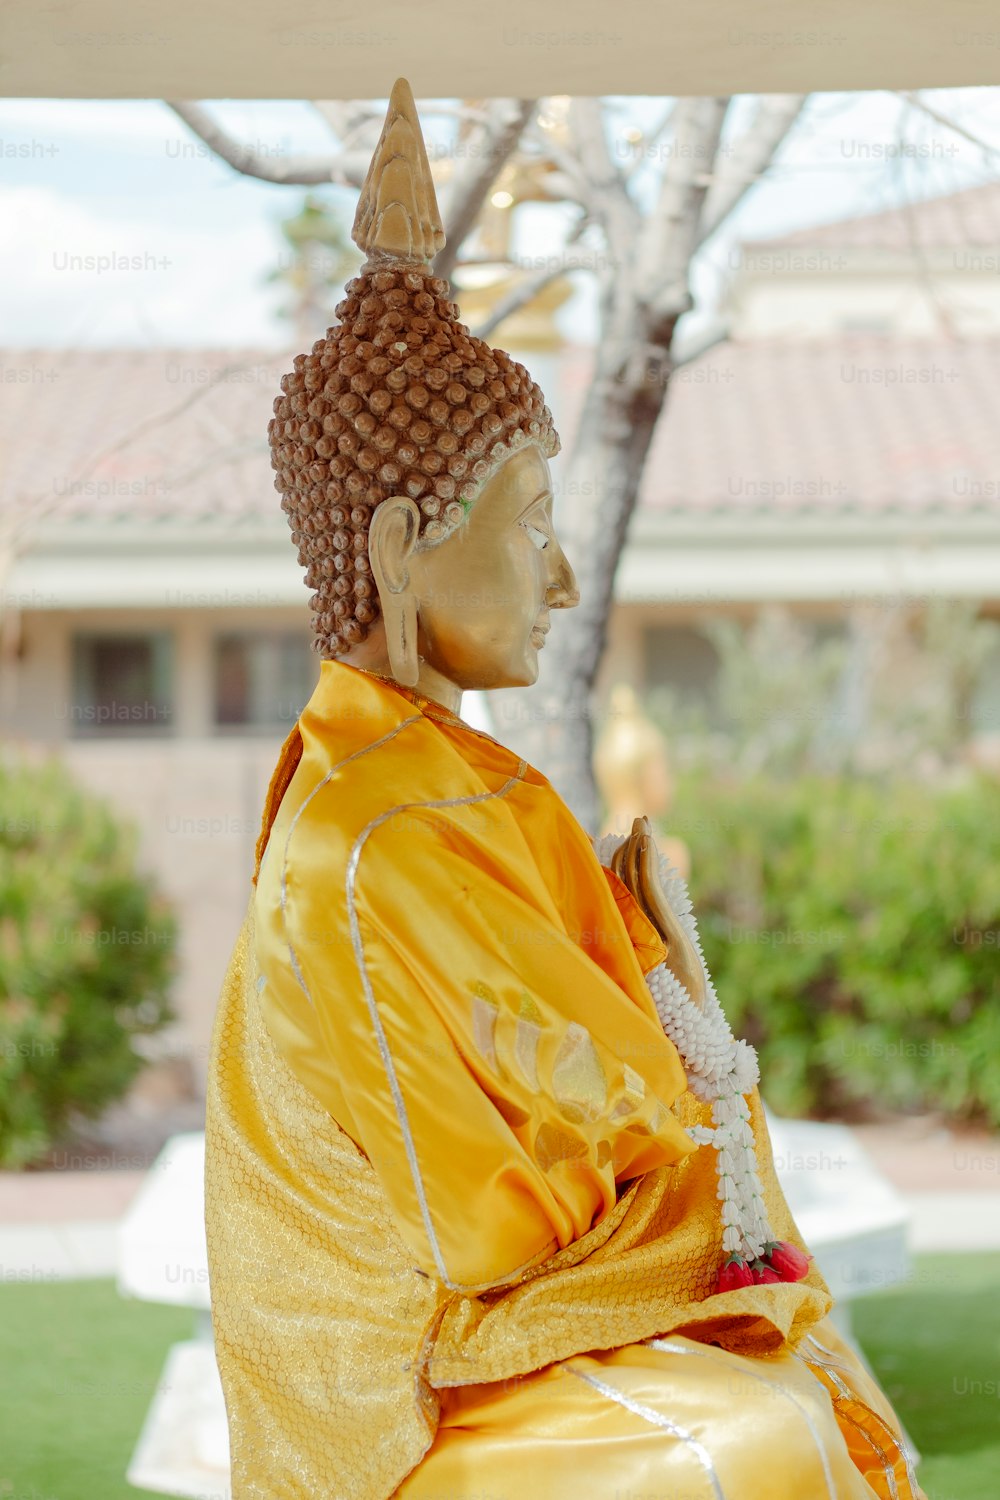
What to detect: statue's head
<box><xmin>269</xmin><ymin>79</ymin><xmax>578</xmax><ymax>693</ymax></box>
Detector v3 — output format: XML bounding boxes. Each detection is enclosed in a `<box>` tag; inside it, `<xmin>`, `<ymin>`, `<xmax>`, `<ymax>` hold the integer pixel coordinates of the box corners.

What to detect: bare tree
<box><xmin>489</xmin><ymin>96</ymin><xmax>806</xmax><ymax>828</ymax></box>
<box><xmin>164</xmin><ymin>92</ymin><xmax>807</xmax><ymax>827</ymax></box>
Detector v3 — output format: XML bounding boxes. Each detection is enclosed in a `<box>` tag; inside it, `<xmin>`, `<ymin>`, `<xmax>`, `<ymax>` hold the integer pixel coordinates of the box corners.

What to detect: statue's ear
<box><xmin>367</xmin><ymin>496</ymin><xmax>422</xmax><ymax>687</ymax></box>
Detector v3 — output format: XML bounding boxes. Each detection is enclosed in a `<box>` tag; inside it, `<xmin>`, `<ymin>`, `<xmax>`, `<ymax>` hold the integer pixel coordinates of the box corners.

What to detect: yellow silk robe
<box><xmin>205</xmin><ymin>660</ymin><xmax>924</xmax><ymax>1500</ymax></box>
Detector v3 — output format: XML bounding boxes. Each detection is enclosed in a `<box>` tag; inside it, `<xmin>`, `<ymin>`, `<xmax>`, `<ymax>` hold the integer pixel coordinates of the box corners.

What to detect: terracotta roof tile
<box><xmin>639</xmin><ymin>339</ymin><xmax>1000</xmax><ymax>512</ymax></box>
<box><xmin>2</xmin><ymin>340</ymin><xmax>999</xmax><ymax>537</ymax></box>
<box><xmin>743</xmin><ymin>179</ymin><xmax>1000</xmax><ymax>252</ymax></box>
<box><xmin>0</xmin><ymin>349</ymin><xmax>292</xmax><ymax>531</ymax></box>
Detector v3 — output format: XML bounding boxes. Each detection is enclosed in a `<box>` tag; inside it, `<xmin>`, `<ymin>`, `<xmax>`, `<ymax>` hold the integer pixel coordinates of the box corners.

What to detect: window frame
<box><xmin>212</xmin><ymin>629</ymin><xmax>316</xmax><ymax>736</ymax></box>
<box><xmin>70</xmin><ymin>630</ymin><xmax>175</xmax><ymax>739</ymax></box>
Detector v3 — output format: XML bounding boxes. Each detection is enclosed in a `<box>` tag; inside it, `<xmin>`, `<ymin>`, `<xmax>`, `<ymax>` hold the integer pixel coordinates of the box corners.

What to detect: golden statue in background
<box><xmin>595</xmin><ymin>682</ymin><xmax>691</xmax><ymax>878</ymax></box>
<box><xmin>205</xmin><ymin>79</ymin><xmax>924</xmax><ymax>1500</ymax></box>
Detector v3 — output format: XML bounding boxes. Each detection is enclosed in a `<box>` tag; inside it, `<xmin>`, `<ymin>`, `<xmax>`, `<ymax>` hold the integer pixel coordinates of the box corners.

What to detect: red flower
<box><xmin>751</xmin><ymin>1263</ymin><xmax>782</xmax><ymax>1283</ymax></box>
<box><xmin>717</xmin><ymin>1257</ymin><xmax>754</xmax><ymax>1293</ymax></box>
<box><xmin>767</xmin><ymin>1241</ymin><xmax>812</xmax><ymax>1283</ymax></box>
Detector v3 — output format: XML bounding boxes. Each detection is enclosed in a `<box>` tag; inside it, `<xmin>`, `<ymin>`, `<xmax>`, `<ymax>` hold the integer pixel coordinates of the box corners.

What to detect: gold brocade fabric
<box><xmin>205</xmin><ymin>660</ymin><xmax>924</xmax><ymax>1499</ymax></box>
<box><xmin>205</xmin><ymin>907</ymin><xmax>446</xmax><ymax>1498</ymax></box>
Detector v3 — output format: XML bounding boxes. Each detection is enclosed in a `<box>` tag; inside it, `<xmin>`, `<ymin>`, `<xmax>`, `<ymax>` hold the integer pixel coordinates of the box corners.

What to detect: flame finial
<box><xmin>352</xmin><ymin>78</ymin><xmax>446</xmax><ymax>264</ymax></box>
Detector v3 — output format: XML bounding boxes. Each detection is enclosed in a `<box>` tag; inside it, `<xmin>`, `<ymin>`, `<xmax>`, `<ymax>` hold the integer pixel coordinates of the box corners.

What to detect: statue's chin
<box><xmin>491</xmin><ymin>654</ymin><xmax>541</xmax><ymax>692</ymax></box>
<box><xmin>447</xmin><ymin>651</ymin><xmax>540</xmax><ymax>694</ymax></box>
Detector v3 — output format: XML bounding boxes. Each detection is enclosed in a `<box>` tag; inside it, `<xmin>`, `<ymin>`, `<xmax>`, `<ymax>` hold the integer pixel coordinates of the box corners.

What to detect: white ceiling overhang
<box><xmin>4</xmin><ymin>1</ymin><xmax>1000</xmax><ymax>99</ymax></box>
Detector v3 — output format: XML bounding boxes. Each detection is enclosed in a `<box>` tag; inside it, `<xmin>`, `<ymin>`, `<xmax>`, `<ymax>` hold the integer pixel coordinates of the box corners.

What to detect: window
<box><xmin>71</xmin><ymin>633</ymin><xmax>174</xmax><ymax>736</ymax></box>
<box><xmin>214</xmin><ymin>633</ymin><xmax>317</xmax><ymax>732</ymax></box>
<box><xmin>644</xmin><ymin>625</ymin><xmax>721</xmax><ymax>718</ymax></box>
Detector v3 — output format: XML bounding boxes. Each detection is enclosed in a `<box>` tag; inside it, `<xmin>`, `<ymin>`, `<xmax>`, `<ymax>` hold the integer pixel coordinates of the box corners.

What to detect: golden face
<box><xmin>409</xmin><ymin>444</ymin><xmax>579</xmax><ymax>691</ymax></box>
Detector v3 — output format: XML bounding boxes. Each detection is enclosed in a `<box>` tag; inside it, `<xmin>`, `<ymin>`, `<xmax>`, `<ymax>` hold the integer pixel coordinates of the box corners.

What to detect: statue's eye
<box><xmin>523</xmin><ymin>521</ymin><xmax>549</xmax><ymax>551</ymax></box>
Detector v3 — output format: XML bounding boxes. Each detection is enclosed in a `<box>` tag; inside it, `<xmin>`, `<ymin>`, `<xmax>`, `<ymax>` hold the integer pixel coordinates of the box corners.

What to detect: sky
<box><xmin>1</xmin><ymin>88</ymin><xmax>1000</xmax><ymax>350</ymax></box>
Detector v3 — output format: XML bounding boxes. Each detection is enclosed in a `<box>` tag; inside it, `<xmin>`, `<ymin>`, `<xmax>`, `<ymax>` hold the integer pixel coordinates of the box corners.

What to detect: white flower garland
<box><xmin>595</xmin><ymin>834</ymin><xmax>773</xmax><ymax>1263</ymax></box>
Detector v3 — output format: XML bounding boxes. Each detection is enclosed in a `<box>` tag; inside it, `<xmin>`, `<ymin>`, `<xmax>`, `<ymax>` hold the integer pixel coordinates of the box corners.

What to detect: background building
<box><xmin>4</xmin><ymin>180</ymin><xmax>1000</xmax><ymax>1080</ymax></box>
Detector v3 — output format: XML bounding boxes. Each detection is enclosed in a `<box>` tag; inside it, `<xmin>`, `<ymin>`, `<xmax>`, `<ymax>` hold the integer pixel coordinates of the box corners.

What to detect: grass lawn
<box><xmin>0</xmin><ymin>1255</ymin><xmax>997</xmax><ymax>1498</ymax></box>
<box><xmin>852</xmin><ymin>1252</ymin><xmax>1000</xmax><ymax>1500</ymax></box>
<box><xmin>0</xmin><ymin>1278</ymin><xmax>193</xmax><ymax>1500</ymax></box>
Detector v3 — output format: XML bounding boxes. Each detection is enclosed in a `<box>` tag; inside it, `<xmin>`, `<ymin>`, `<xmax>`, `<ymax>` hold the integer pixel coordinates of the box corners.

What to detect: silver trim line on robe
<box><xmin>646</xmin><ymin>1336</ymin><xmax>837</xmax><ymax>1500</ymax></box>
<box><xmin>345</xmin><ymin>761</ymin><xmax>528</xmax><ymax>1290</ymax></box>
<box><xmin>279</xmin><ymin>715</ymin><xmax>423</xmax><ymax>1006</ymax></box>
<box><xmin>800</xmin><ymin>1333</ymin><xmax>917</xmax><ymax>1500</ymax></box>
<box><xmin>566</xmin><ymin>1362</ymin><xmax>726</xmax><ymax>1500</ymax></box>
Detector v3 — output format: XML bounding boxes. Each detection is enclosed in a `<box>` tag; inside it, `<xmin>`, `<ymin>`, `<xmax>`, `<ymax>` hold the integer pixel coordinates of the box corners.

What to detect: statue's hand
<box><xmin>610</xmin><ymin>816</ymin><xmax>708</xmax><ymax>1009</ymax></box>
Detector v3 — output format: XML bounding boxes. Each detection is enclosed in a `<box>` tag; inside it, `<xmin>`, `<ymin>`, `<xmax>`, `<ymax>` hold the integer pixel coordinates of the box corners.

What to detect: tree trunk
<box><xmin>491</xmin><ymin>300</ymin><xmax>679</xmax><ymax>831</ymax></box>
<box><xmin>489</xmin><ymin>95</ymin><xmax>731</xmax><ymax>830</ymax></box>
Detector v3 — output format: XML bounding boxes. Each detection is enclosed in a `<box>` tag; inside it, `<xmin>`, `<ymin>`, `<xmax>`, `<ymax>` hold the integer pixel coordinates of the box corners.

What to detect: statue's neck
<box><xmin>335</xmin><ymin>639</ymin><xmax>463</xmax><ymax>718</ymax></box>
<box><xmin>375</xmin><ymin>670</ymin><xmax>463</xmax><ymax>720</ymax></box>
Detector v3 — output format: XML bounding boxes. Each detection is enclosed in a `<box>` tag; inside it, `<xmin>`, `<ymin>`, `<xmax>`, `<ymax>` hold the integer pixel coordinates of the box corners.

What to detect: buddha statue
<box><xmin>205</xmin><ymin>79</ymin><xmax>924</xmax><ymax>1500</ymax></box>
<box><xmin>270</xmin><ymin>79</ymin><xmax>563</xmax><ymax>693</ymax></box>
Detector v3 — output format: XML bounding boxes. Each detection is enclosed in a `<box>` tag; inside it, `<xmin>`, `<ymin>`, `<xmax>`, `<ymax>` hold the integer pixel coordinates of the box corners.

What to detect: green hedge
<box><xmin>0</xmin><ymin>757</ymin><xmax>177</xmax><ymax>1167</ymax></box>
<box><xmin>671</xmin><ymin>772</ymin><xmax>1000</xmax><ymax>1125</ymax></box>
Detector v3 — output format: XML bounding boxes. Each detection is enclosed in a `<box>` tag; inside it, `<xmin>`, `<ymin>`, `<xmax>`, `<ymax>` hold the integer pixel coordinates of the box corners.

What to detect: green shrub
<box><xmin>670</xmin><ymin>772</ymin><xmax>1000</xmax><ymax>1126</ymax></box>
<box><xmin>0</xmin><ymin>756</ymin><xmax>177</xmax><ymax>1167</ymax></box>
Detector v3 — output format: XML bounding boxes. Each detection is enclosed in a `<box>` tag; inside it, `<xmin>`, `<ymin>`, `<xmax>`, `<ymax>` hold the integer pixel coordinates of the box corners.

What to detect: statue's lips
<box><xmin>529</xmin><ymin>623</ymin><xmax>549</xmax><ymax>648</ymax></box>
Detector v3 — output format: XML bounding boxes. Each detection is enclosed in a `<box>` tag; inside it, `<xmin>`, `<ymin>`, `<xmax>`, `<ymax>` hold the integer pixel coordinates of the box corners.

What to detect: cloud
<box><xmin>0</xmin><ymin>183</ymin><xmax>288</xmax><ymax>347</ymax></box>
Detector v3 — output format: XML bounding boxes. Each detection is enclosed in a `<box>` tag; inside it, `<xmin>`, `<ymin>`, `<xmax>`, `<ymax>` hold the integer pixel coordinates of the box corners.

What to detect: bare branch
<box><xmin>896</xmin><ymin>91</ymin><xmax>975</xmax><ymax>146</ymax></box>
<box><xmin>161</xmin><ymin>438</ymin><xmax>270</xmax><ymax>493</ymax></box>
<box><xmin>310</xmin><ymin>100</ymin><xmax>382</xmax><ymax>153</ymax></box>
<box><xmin>695</xmin><ymin>94</ymin><xmax>807</xmax><ymax>247</ymax></box>
<box><xmin>468</xmin><ymin>253</ymin><xmax>601</xmax><ymax>341</ymax></box>
<box><xmin>622</xmin><ymin>103</ymin><xmax>676</xmax><ymax>184</ymax></box>
<box><xmin>566</xmin><ymin>98</ymin><xmax>640</xmax><ymax>258</ymax></box>
<box><xmin>523</xmin><ymin>117</ymin><xmax>597</xmax><ymax>211</ymax></box>
<box><xmin>896</xmin><ymin>90</ymin><xmax>1000</xmax><ymax>161</ymax></box>
<box><xmin>671</xmin><ymin>325</ymin><xmax>730</xmax><ymax>369</ymax></box>
<box><xmin>434</xmin><ymin>99</ymin><xmax>538</xmax><ymax>282</ymax></box>
<box><xmin>166</xmin><ymin>101</ymin><xmax>369</xmax><ymax>187</ymax></box>
<box><xmin>416</xmin><ymin>103</ymin><xmax>495</xmax><ymax>128</ymax></box>
<box><xmin>635</xmin><ymin>96</ymin><xmax>730</xmax><ymax>315</ymax></box>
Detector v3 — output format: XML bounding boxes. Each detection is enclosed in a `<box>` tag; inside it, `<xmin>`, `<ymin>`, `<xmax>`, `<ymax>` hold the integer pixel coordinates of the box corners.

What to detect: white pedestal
<box><xmin>118</xmin><ymin>1130</ymin><xmax>210</xmax><ymax>1310</ymax></box>
<box><xmin>766</xmin><ymin>1110</ymin><xmax>912</xmax><ymax>1317</ymax></box>
<box><xmin>119</xmin><ymin>1133</ymin><xmax>227</xmax><ymax>1497</ymax></box>
<box><xmin>126</xmin><ymin>1340</ymin><xmax>231</xmax><ymax>1500</ymax></box>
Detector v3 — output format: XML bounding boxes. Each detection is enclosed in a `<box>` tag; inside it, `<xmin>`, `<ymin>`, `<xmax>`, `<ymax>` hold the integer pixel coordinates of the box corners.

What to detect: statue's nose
<box><xmin>548</xmin><ymin>548</ymin><xmax>580</xmax><ymax>609</ymax></box>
